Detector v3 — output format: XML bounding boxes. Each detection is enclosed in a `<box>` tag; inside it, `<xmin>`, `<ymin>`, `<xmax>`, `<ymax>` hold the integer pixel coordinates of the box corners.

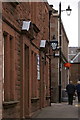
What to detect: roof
<box><xmin>70</xmin><ymin>52</ymin><xmax>80</xmax><ymax>63</ymax></box>
<box><xmin>69</xmin><ymin>47</ymin><xmax>80</xmax><ymax>63</ymax></box>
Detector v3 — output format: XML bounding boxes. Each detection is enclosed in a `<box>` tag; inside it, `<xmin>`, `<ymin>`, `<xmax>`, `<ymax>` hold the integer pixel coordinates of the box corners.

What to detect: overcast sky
<box><xmin>47</xmin><ymin>0</ymin><xmax>79</xmax><ymax>47</ymax></box>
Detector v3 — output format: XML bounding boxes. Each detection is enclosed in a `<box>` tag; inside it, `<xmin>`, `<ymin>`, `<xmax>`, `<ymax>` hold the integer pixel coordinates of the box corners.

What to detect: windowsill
<box><xmin>31</xmin><ymin>97</ymin><xmax>39</xmax><ymax>103</ymax></box>
<box><xmin>3</xmin><ymin>101</ymin><xmax>19</xmax><ymax>108</ymax></box>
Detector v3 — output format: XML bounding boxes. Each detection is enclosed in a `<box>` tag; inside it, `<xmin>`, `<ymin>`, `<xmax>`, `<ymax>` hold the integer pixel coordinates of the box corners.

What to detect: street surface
<box><xmin>34</xmin><ymin>99</ymin><xmax>80</xmax><ymax>119</ymax></box>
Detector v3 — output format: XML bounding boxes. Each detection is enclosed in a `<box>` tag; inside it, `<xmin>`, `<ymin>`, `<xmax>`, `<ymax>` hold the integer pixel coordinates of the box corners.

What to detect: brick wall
<box><xmin>50</xmin><ymin>12</ymin><xmax>69</xmax><ymax>102</ymax></box>
<box><xmin>70</xmin><ymin>63</ymin><xmax>80</xmax><ymax>84</ymax></box>
<box><xmin>61</xmin><ymin>24</ymin><xmax>69</xmax><ymax>89</ymax></box>
<box><xmin>50</xmin><ymin>15</ymin><xmax>59</xmax><ymax>103</ymax></box>
<box><xmin>2</xmin><ymin>2</ymin><xmax>50</xmax><ymax>118</ymax></box>
<box><xmin>0</xmin><ymin>1</ymin><xmax>2</xmax><ymax>119</ymax></box>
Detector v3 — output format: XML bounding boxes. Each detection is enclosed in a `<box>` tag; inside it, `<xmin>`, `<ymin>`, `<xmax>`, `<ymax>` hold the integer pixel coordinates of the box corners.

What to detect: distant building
<box><xmin>69</xmin><ymin>47</ymin><xmax>79</xmax><ymax>62</ymax></box>
<box><xmin>50</xmin><ymin>10</ymin><xmax>69</xmax><ymax>103</ymax></box>
<box><xmin>69</xmin><ymin>47</ymin><xmax>80</xmax><ymax>84</ymax></box>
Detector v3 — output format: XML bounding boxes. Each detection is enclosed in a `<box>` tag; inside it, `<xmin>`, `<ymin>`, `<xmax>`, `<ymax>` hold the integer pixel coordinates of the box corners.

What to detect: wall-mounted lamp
<box><xmin>66</xmin><ymin>5</ymin><xmax>72</xmax><ymax>16</ymax></box>
<box><xmin>49</xmin><ymin>35</ymin><xmax>58</xmax><ymax>51</ymax></box>
<box><xmin>40</xmin><ymin>35</ymin><xmax>58</xmax><ymax>52</ymax></box>
<box><xmin>61</xmin><ymin>5</ymin><xmax>72</xmax><ymax>16</ymax></box>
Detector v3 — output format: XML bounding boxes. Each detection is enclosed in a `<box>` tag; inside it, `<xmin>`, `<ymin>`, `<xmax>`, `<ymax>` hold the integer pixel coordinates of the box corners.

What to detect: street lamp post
<box><xmin>59</xmin><ymin>2</ymin><xmax>62</xmax><ymax>103</ymax></box>
<box><xmin>58</xmin><ymin>2</ymin><xmax>72</xmax><ymax>103</ymax></box>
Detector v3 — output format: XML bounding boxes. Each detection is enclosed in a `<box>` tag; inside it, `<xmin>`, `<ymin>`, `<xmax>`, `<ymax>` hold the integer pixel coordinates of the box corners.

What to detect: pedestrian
<box><xmin>66</xmin><ymin>81</ymin><xmax>75</xmax><ymax>105</ymax></box>
<box><xmin>76</xmin><ymin>80</ymin><xmax>80</xmax><ymax>103</ymax></box>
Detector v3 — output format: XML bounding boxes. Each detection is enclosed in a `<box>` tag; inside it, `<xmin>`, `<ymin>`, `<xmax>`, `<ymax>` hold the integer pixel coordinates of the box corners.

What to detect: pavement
<box><xmin>34</xmin><ymin>99</ymin><xmax>80</xmax><ymax>119</ymax></box>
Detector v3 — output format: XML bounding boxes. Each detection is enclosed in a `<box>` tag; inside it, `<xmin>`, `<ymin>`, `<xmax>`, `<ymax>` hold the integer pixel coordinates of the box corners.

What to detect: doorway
<box><xmin>24</xmin><ymin>45</ymin><xmax>29</xmax><ymax>117</ymax></box>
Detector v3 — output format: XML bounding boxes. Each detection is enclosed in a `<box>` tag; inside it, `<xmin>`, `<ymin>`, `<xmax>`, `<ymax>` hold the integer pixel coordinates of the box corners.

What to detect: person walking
<box><xmin>76</xmin><ymin>80</ymin><xmax>80</xmax><ymax>103</ymax></box>
<box><xmin>66</xmin><ymin>81</ymin><xmax>75</xmax><ymax>105</ymax></box>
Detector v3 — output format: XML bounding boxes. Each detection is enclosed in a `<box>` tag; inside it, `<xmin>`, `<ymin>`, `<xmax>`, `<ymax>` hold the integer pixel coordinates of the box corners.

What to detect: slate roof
<box><xmin>69</xmin><ymin>47</ymin><xmax>80</xmax><ymax>63</ymax></box>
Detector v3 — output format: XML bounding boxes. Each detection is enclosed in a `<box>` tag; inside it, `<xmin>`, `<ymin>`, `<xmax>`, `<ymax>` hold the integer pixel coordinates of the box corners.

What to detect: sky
<box><xmin>47</xmin><ymin>0</ymin><xmax>80</xmax><ymax>47</ymax></box>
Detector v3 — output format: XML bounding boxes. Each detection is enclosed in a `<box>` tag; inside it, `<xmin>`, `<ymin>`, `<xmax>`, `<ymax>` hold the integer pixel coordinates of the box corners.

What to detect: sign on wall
<box><xmin>37</xmin><ymin>54</ymin><xmax>40</xmax><ymax>80</ymax></box>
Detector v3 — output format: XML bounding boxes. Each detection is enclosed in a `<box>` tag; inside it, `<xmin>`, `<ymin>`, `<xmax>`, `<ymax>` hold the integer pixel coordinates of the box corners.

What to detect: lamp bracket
<box><xmin>61</xmin><ymin>10</ymin><xmax>66</xmax><ymax>12</ymax></box>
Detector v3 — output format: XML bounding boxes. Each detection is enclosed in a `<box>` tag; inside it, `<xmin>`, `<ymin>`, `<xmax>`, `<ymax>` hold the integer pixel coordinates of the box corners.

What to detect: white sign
<box><xmin>22</xmin><ymin>21</ymin><xmax>31</xmax><ymax>31</ymax></box>
<box><xmin>40</xmin><ymin>40</ymin><xmax>46</xmax><ymax>48</ymax></box>
<box><xmin>37</xmin><ymin>54</ymin><xmax>40</xmax><ymax>80</ymax></box>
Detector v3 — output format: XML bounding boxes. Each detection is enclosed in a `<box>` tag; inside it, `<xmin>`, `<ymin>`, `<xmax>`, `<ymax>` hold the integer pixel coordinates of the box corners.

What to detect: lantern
<box><xmin>50</xmin><ymin>35</ymin><xmax>58</xmax><ymax>50</ymax></box>
<box><xmin>64</xmin><ymin>63</ymin><xmax>72</xmax><ymax>68</ymax></box>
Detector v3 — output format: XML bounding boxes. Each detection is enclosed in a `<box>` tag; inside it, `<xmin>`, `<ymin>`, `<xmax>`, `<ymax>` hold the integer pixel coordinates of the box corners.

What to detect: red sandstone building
<box><xmin>69</xmin><ymin>47</ymin><xmax>80</xmax><ymax>84</ymax></box>
<box><xmin>50</xmin><ymin>11</ymin><xmax>69</xmax><ymax>102</ymax></box>
<box><xmin>0</xmin><ymin>1</ymin><xmax>70</xmax><ymax>119</ymax></box>
<box><xmin>2</xmin><ymin>2</ymin><xmax>51</xmax><ymax>118</ymax></box>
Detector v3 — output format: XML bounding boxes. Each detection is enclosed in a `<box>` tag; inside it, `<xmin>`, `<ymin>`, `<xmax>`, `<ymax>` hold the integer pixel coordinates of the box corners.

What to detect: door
<box><xmin>24</xmin><ymin>45</ymin><xmax>29</xmax><ymax>117</ymax></box>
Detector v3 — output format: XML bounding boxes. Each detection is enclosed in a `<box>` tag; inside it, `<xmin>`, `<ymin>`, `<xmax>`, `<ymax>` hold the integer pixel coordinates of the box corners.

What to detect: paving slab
<box><xmin>34</xmin><ymin>101</ymin><xmax>80</xmax><ymax>119</ymax></box>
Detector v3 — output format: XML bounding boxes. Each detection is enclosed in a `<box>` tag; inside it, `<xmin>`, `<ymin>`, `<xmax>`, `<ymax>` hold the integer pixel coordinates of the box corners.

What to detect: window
<box><xmin>71</xmin><ymin>51</ymin><xmax>73</xmax><ymax>54</ymax></box>
<box><xmin>3</xmin><ymin>36</ymin><xmax>4</xmax><ymax>102</ymax></box>
<box><xmin>3</xmin><ymin>32</ymin><xmax>15</xmax><ymax>101</ymax></box>
<box><xmin>31</xmin><ymin>51</ymin><xmax>38</xmax><ymax>98</ymax></box>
